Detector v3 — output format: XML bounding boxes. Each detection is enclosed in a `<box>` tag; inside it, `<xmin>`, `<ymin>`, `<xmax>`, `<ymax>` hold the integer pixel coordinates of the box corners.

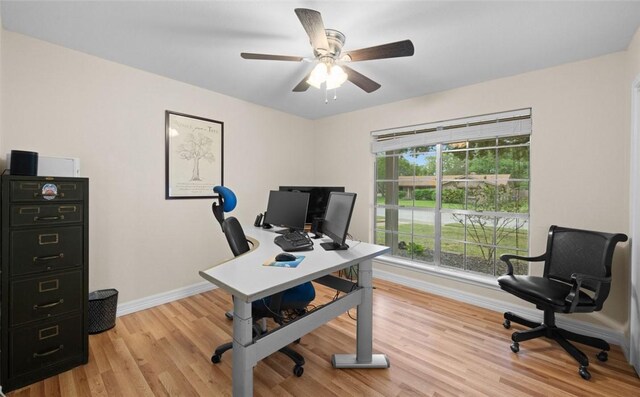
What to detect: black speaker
<box><xmin>311</xmin><ymin>217</ymin><xmax>324</xmax><ymax>239</ymax></box>
<box><xmin>10</xmin><ymin>150</ymin><xmax>38</xmax><ymax>176</ymax></box>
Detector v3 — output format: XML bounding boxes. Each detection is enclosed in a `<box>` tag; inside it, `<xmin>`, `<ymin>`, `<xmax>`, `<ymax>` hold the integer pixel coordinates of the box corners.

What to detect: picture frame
<box><xmin>165</xmin><ymin>110</ymin><xmax>224</xmax><ymax>199</ymax></box>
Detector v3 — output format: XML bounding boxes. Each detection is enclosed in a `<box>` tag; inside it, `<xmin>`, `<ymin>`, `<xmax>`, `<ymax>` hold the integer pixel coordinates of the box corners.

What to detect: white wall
<box><xmin>0</xmin><ymin>32</ymin><xmax>315</xmax><ymax>303</ymax></box>
<box><xmin>0</xmin><ymin>26</ymin><xmax>636</xmax><ymax>340</ymax></box>
<box><xmin>312</xmin><ymin>51</ymin><xmax>631</xmax><ymax>331</ymax></box>
<box><xmin>626</xmin><ymin>27</ymin><xmax>640</xmax><ymax>371</ymax></box>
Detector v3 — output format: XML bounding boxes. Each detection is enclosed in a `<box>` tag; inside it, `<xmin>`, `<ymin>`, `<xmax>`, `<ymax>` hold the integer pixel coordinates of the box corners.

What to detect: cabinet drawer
<box><xmin>10</xmin><ymin>226</ymin><xmax>83</xmax><ymax>276</ymax></box>
<box><xmin>9</xmin><ymin>316</ymin><xmax>83</xmax><ymax>377</ymax></box>
<box><xmin>10</xmin><ymin>271</ymin><xmax>83</xmax><ymax>326</ymax></box>
<box><xmin>10</xmin><ymin>204</ymin><xmax>83</xmax><ymax>227</ymax></box>
<box><xmin>10</xmin><ymin>180</ymin><xmax>84</xmax><ymax>202</ymax></box>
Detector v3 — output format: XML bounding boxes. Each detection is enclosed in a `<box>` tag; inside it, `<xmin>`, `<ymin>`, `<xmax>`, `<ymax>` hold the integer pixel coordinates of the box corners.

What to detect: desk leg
<box><xmin>332</xmin><ymin>258</ymin><xmax>390</xmax><ymax>369</ymax></box>
<box><xmin>232</xmin><ymin>299</ymin><xmax>253</xmax><ymax>396</ymax></box>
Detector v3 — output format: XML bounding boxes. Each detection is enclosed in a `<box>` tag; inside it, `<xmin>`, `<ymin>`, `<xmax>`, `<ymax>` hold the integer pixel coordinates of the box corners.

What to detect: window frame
<box><xmin>372</xmin><ymin>110</ymin><xmax>531</xmax><ymax>285</ymax></box>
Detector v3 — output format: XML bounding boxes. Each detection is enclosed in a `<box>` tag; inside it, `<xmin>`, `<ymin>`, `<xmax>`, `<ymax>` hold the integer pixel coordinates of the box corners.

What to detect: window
<box><xmin>373</xmin><ymin>110</ymin><xmax>531</xmax><ymax>277</ymax></box>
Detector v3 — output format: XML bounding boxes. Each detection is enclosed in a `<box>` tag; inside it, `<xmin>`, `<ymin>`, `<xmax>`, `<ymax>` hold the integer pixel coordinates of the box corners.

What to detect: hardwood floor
<box><xmin>8</xmin><ymin>279</ymin><xmax>640</xmax><ymax>396</ymax></box>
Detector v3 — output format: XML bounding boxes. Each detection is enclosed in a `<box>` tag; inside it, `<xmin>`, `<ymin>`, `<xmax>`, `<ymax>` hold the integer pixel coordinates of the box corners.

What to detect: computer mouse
<box><xmin>275</xmin><ymin>253</ymin><xmax>297</xmax><ymax>262</ymax></box>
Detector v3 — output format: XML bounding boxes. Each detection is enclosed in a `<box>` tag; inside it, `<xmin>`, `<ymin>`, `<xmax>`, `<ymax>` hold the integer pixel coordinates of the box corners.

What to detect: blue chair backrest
<box><xmin>212</xmin><ymin>186</ymin><xmax>237</xmax><ymax>226</ymax></box>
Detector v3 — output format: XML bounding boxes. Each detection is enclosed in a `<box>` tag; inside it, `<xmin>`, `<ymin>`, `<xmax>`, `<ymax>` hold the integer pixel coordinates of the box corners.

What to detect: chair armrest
<box><xmin>565</xmin><ymin>273</ymin><xmax>611</xmax><ymax>312</ymax></box>
<box><xmin>499</xmin><ymin>253</ymin><xmax>546</xmax><ymax>275</ymax></box>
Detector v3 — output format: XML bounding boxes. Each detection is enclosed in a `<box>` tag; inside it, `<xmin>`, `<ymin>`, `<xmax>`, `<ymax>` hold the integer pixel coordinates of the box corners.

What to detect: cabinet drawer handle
<box><xmin>33</xmin><ymin>215</ymin><xmax>65</xmax><ymax>221</ymax></box>
<box><xmin>33</xmin><ymin>299</ymin><xmax>64</xmax><ymax>310</ymax></box>
<box><xmin>33</xmin><ymin>345</ymin><xmax>64</xmax><ymax>358</ymax></box>
<box><xmin>33</xmin><ymin>253</ymin><xmax>64</xmax><ymax>263</ymax></box>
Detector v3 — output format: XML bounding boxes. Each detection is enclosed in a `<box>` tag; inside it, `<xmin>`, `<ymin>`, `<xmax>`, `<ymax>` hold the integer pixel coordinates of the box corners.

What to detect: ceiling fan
<box><xmin>241</xmin><ymin>8</ymin><xmax>414</xmax><ymax>94</ymax></box>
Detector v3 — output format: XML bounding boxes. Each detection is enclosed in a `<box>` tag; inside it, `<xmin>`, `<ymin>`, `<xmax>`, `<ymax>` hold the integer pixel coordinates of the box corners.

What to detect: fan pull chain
<box><xmin>324</xmin><ymin>87</ymin><xmax>339</xmax><ymax>104</ymax></box>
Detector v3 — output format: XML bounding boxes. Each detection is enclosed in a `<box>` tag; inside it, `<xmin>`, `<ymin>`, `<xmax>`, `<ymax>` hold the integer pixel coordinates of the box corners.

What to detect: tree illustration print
<box><xmin>177</xmin><ymin>133</ymin><xmax>215</xmax><ymax>181</ymax></box>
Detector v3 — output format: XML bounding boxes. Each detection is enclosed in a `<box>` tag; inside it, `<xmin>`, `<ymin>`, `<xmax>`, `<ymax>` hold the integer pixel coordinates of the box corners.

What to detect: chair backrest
<box><xmin>212</xmin><ymin>186</ymin><xmax>237</xmax><ymax>227</ymax></box>
<box><xmin>222</xmin><ymin>217</ymin><xmax>251</xmax><ymax>257</ymax></box>
<box><xmin>544</xmin><ymin>225</ymin><xmax>627</xmax><ymax>304</ymax></box>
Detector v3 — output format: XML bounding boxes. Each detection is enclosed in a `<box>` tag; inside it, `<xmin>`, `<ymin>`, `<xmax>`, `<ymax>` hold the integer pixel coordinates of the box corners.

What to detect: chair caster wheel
<box><xmin>293</xmin><ymin>365</ymin><xmax>304</xmax><ymax>377</ymax></box>
<box><xmin>596</xmin><ymin>351</ymin><xmax>608</xmax><ymax>362</ymax></box>
<box><xmin>579</xmin><ymin>366</ymin><xmax>591</xmax><ymax>380</ymax></box>
<box><xmin>503</xmin><ymin>319</ymin><xmax>511</xmax><ymax>329</ymax></box>
<box><xmin>510</xmin><ymin>342</ymin><xmax>519</xmax><ymax>353</ymax></box>
<box><xmin>211</xmin><ymin>354</ymin><xmax>221</xmax><ymax>364</ymax></box>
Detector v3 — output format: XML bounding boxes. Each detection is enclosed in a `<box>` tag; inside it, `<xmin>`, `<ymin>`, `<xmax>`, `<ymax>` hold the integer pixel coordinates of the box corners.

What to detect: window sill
<box><xmin>373</xmin><ymin>255</ymin><xmax>502</xmax><ymax>290</ymax></box>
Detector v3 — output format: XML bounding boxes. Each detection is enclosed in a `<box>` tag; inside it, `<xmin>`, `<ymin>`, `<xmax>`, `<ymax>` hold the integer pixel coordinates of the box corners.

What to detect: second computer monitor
<box><xmin>263</xmin><ymin>190</ymin><xmax>310</xmax><ymax>232</ymax></box>
<box><xmin>278</xmin><ymin>186</ymin><xmax>345</xmax><ymax>224</ymax></box>
<box><xmin>320</xmin><ymin>192</ymin><xmax>357</xmax><ymax>251</ymax></box>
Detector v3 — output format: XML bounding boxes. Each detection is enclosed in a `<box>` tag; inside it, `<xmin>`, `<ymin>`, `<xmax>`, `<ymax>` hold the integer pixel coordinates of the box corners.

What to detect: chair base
<box><xmin>503</xmin><ymin>310</ymin><xmax>609</xmax><ymax>380</ymax></box>
<box><xmin>211</xmin><ymin>331</ymin><xmax>306</xmax><ymax>377</ymax></box>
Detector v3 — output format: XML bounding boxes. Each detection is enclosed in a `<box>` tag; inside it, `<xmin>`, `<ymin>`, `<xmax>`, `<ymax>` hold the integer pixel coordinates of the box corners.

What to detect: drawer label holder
<box><xmin>38</xmin><ymin>325</ymin><xmax>59</xmax><ymax>340</ymax></box>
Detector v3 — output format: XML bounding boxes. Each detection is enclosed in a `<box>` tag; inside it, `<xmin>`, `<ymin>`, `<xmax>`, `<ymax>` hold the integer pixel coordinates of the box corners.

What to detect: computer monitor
<box><xmin>278</xmin><ymin>186</ymin><xmax>345</xmax><ymax>224</ymax></box>
<box><xmin>263</xmin><ymin>190</ymin><xmax>310</xmax><ymax>232</ymax></box>
<box><xmin>320</xmin><ymin>192</ymin><xmax>357</xmax><ymax>251</ymax></box>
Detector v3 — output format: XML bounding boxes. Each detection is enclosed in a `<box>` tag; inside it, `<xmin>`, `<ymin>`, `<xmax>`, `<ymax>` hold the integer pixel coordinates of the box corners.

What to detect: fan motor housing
<box><xmin>314</xmin><ymin>29</ymin><xmax>345</xmax><ymax>59</ymax></box>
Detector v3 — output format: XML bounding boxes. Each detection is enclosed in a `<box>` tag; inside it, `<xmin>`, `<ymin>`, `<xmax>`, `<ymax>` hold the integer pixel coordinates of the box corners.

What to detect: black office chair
<box><xmin>497</xmin><ymin>225</ymin><xmax>627</xmax><ymax>380</ymax></box>
<box><xmin>210</xmin><ymin>186</ymin><xmax>315</xmax><ymax>377</ymax></box>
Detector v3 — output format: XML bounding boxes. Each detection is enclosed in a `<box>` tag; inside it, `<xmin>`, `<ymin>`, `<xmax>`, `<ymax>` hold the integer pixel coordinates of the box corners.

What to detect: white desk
<box><xmin>199</xmin><ymin>225</ymin><xmax>390</xmax><ymax>397</ymax></box>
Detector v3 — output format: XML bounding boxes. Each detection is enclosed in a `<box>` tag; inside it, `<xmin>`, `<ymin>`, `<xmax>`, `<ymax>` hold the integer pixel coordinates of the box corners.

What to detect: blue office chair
<box><xmin>210</xmin><ymin>186</ymin><xmax>315</xmax><ymax>377</ymax></box>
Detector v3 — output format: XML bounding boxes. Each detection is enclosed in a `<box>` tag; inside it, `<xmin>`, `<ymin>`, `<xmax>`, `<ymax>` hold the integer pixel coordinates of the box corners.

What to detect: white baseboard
<box><xmin>116</xmin><ymin>281</ymin><xmax>217</xmax><ymax>317</ymax></box>
<box><xmin>112</xmin><ymin>270</ymin><xmax>630</xmax><ymax>360</ymax></box>
<box><xmin>373</xmin><ymin>268</ymin><xmax>629</xmax><ymax>358</ymax></box>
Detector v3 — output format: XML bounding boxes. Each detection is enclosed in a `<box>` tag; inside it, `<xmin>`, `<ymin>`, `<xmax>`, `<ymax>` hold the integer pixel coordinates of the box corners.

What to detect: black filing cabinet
<box><xmin>0</xmin><ymin>175</ymin><xmax>89</xmax><ymax>391</ymax></box>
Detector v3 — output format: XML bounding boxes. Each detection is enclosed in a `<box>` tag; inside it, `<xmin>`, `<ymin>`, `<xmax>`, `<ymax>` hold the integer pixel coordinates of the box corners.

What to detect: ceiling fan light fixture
<box><xmin>326</xmin><ymin>64</ymin><xmax>348</xmax><ymax>90</ymax></box>
<box><xmin>307</xmin><ymin>63</ymin><xmax>328</xmax><ymax>88</ymax></box>
<box><xmin>241</xmin><ymin>8</ymin><xmax>414</xmax><ymax>97</ymax></box>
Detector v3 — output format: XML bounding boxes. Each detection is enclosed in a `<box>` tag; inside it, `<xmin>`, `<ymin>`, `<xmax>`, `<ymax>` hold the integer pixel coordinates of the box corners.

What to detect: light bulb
<box><xmin>307</xmin><ymin>63</ymin><xmax>329</xmax><ymax>89</ymax></box>
<box><xmin>326</xmin><ymin>65</ymin><xmax>348</xmax><ymax>90</ymax></box>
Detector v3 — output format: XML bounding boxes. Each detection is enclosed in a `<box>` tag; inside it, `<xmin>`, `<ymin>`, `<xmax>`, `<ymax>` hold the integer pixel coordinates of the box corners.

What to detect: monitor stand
<box><xmin>320</xmin><ymin>242</ymin><xmax>349</xmax><ymax>251</ymax></box>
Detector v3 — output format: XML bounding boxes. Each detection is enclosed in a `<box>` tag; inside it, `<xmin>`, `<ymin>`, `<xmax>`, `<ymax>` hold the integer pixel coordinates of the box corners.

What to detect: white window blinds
<box><xmin>371</xmin><ymin>109</ymin><xmax>532</xmax><ymax>153</ymax></box>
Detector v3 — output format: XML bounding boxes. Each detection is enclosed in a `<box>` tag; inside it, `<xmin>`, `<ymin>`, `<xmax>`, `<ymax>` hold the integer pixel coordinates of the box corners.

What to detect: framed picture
<box><xmin>165</xmin><ymin>111</ymin><xmax>224</xmax><ymax>199</ymax></box>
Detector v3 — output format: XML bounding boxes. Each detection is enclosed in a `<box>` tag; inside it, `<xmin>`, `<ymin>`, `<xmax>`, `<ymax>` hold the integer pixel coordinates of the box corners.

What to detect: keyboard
<box><xmin>274</xmin><ymin>231</ymin><xmax>313</xmax><ymax>252</ymax></box>
<box><xmin>282</xmin><ymin>230</ymin><xmax>309</xmax><ymax>243</ymax></box>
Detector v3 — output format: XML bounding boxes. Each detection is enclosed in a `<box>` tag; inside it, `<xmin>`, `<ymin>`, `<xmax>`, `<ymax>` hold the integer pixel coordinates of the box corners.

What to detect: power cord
<box><xmin>346</xmin><ymin>232</ymin><xmax>362</xmax><ymax>250</ymax></box>
<box><xmin>261</xmin><ymin>298</ymin><xmax>286</xmax><ymax>323</ymax></box>
<box><xmin>305</xmin><ymin>234</ymin><xmax>370</xmax><ymax>322</ymax></box>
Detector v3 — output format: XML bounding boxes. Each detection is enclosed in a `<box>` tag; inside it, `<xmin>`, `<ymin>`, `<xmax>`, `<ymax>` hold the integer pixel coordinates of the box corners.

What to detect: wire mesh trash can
<box><xmin>88</xmin><ymin>289</ymin><xmax>118</xmax><ymax>334</ymax></box>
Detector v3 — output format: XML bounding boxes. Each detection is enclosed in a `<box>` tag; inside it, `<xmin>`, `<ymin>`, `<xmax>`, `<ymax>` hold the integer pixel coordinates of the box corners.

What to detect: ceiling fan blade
<box><xmin>343</xmin><ymin>65</ymin><xmax>381</xmax><ymax>93</ymax></box>
<box><xmin>295</xmin><ymin>8</ymin><xmax>330</xmax><ymax>53</ymax></box>
<box><xmin>292</xmin><ymin>72</ymin><xmax>311</xmax><ymax>92</ymax></box>
<box><xmin>241</xmin><ymin>53</ymin><xmax>304</xmax><ymax>62</ymax></box>
<box><xmin>343</xmin><ymin>40</ymin><xmax>414</xmax><ymax>62</ymax></box>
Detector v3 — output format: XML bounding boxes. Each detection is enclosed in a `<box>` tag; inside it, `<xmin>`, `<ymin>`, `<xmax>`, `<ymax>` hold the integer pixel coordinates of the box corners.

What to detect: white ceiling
<box><xmin>2</xmin><ymin>1</ymin><xmax>640</xmax><ymax>120</ymax></box>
